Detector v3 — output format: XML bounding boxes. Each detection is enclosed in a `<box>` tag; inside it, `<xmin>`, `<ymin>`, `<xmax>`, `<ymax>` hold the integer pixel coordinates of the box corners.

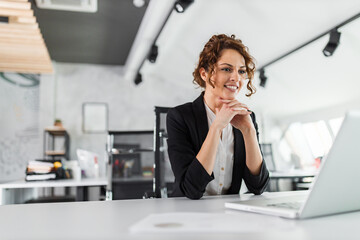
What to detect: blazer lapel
<box><xmin>192</xmin><ymin>93</ymin><xmax>209</xmax><ymax>148</ymax></box>
<box><xmin>192</xmin><ymin>93</ymin><xmax>245</xmax><ymax>194</ymax></box>
<box><xmin>228</xmin><ymin>127</ymin><xmax>245</xmax><ymax>193</ymax></box>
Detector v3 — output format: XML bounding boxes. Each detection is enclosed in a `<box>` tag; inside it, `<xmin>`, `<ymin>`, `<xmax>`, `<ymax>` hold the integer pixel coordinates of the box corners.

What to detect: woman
<box><xmin>166</xmin><ymin>34</ymin><xmax>269</xmax><ymax>199</ymax></box>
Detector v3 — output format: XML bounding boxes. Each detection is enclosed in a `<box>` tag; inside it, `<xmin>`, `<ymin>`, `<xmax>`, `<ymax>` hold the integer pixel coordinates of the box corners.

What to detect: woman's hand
<box><xmin>212</xmin><ymin>101</ymin><xmax>237</xmax><ymax>131</ymax></box>
<box><xmin>220</xmin><ymin>99</ymin><xmax>254</xmax><ymax>134</ymax></box>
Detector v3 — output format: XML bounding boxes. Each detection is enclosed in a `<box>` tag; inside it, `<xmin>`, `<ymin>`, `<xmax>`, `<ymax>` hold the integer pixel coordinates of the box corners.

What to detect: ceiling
<box><xmin>140</xmin><ymin>0</ymin><xmax>360</xmax><ymax>122</ymax></box>
<box><xmin>31</xmin><ymin>0</ymin><xmax>148</xmax><ymax>65</ymax></box>
<box><xmin>30</xmin><ymin>0</ymin><xmax>360</xmax><ymax>122</ymax></box>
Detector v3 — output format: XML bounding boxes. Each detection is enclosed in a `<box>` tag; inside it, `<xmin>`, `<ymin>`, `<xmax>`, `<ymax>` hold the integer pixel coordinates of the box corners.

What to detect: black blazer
<box><xmin>166</xmin><ymin>94</ymin><xmax>270</xmax><ymax>199</ymax></box>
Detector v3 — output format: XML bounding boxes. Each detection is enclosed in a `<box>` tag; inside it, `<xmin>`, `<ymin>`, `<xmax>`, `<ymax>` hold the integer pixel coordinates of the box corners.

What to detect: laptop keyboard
<box><xmin>267</xmin><ymin>201</ymin><xmax>303</xmax><ymax>210</ymax></box>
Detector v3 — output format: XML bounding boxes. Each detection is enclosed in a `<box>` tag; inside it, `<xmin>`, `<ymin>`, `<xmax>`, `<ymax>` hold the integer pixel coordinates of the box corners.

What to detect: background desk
<box><xmin>269</xmin><ymin>170</ymin><xmax>318</xmax><ymax>191</ymax></box>
<box><xmin>0</xmin><ymin>178</ymin><xmax>107</xmax><ymax>205</ymax></box>
<box><xmin>269</xmin><ymin>169</ymin><xmax>318</xmax><ymax>179</ymax></box>
<box><xmin>1</xmin><ymin>191</ymin><xmax>360</xmax><ymax>240</ymax></box>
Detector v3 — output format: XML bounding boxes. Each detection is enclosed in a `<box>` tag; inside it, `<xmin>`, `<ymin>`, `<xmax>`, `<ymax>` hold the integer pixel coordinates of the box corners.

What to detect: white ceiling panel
<box><xmin>141</xmin><ymin>0</ymin><xmax>360</xmax><ymax>121</ymax></box>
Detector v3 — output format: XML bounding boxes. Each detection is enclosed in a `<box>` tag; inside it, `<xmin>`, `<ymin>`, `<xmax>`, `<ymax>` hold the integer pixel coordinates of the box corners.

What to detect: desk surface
<box><xmin>0</xmin><ymin>178</ymin><xmax>107</xmax><ymax>189</ymax></box>
<box><xmin>0</xmin><ymin>191</ymin><xmax>359</xmax><ymax>240</ymax></box>
<box><xmin>269</xmin><ymin>169</ymin><xmax>318</xmax><ymax>179</ymax></box>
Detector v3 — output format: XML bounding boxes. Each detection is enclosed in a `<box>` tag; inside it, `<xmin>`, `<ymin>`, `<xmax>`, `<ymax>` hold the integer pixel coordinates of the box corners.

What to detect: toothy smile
<box><xmin>224</xmin><ymin>85</ymin><xmax>238</xmax><ymax>90</ymax></box>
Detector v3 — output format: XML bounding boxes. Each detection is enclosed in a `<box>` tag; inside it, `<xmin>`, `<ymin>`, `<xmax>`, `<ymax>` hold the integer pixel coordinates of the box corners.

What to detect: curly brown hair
<box><xmin>193</xmin><ymin>34</ymin><xmax>256</xmax><ymax>97</ymax></box>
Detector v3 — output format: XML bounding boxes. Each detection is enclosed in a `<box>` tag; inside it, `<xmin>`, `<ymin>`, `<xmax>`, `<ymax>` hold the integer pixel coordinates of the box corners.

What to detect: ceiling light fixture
<box><xmin>124</xmin><ymin>1</ymin><xmax>176</xmax><ymax>84</ymax></box>
<box><xmin>259</xmin><ymin>69</ymin><xmax>267</xmax><ymax>88</ymax></box>
<box><xmin>148</xmin><ymin>44</ymin><xmax>158</xmax><ymax>63</ymax></box>
<box><xmin>256</xmin><ymin>13</ymin><xmax>360</xmax><ymax>88</ymax></box>
<box><xmin>174</xmin><ymin>0</ymin><xmax>194</xmax><ymax>13</ymax></box>
<box><xmin>322</xmin><ymin>29</ymin><xmax>341</xmax><ymax>57</ymax></box>
<box><xmin>133</xmin><ymin>0</ymin><xmax>146</xmax><ymax>8</ymax></box>
<box><xmin>35</xmin><ymin>0</ymin><xmax>98</xmax><ymax>12</ymax></box>
<box><xmin>134</xmin><ymin>72</ymin><xmax>142</xmax><ymax>85</ymax></box>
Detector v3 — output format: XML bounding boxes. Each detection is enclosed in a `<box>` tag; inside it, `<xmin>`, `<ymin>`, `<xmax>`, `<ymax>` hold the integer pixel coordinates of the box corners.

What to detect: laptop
<box><xmin>225</xmin><ymin>111</ymin><xmax>360</xmax><ymax>219</ymax></box>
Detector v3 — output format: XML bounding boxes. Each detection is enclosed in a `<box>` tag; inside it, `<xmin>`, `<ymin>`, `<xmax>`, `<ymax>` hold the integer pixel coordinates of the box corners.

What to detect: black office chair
<box><xmin>144</xmin><ymin>106</ymin><xmax>175</xmax><ymax>198</ymax></box>
<box><xmin>259</xmin><ymin>143</ymin><xmax>278</xmax><ymax>192</ymax></box>
<box><xmin>259</xmin><ymin>143</ymin><xmax>276</xmax><ymax>172</ymax></box>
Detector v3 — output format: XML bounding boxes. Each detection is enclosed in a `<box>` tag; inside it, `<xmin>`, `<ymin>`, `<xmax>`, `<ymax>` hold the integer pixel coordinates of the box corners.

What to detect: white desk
<box><xmin>0</xmin><ymin>178</ymin><xmax>107</xmax><ymax>205</ymax></box>
<box><xmin>269</xmin><ymin>169</ymin><xmax>318</xmax><ymax>179</ymax></box>
<box><xmin>0</xmin><ymin>191</ymin><xmax>359</xmax><ymax>240</ymax></box>
<box><xmin>0</xmin><ymin>178</ymin><xmax>107</xmax><ymax>189</ymax></box>
<box><xmin>269</xmin><ymin>170</ymin><xmax>318</xmax><ymax>191</ymax></box>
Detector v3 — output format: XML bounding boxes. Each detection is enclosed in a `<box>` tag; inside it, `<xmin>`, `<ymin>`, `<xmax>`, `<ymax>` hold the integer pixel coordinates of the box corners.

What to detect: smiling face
<box><xmin>201</xmin><ymin>48</ymin><xmax>247</xmax><ymax>101</ymax></box>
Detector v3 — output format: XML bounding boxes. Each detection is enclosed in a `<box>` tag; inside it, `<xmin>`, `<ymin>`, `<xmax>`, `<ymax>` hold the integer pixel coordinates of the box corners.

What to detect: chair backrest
<box><xmin>153</xmin><ymin>106</ymin><xmax>175</xmax><ymax>198</ymax></box>
<box><xmin>259</xmin><ymin>143</ymin><xmax>276</xmax><ymax>172</ymax></box>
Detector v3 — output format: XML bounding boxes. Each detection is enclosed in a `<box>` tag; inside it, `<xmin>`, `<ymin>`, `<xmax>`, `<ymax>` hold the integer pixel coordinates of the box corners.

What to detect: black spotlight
<box><xmin>174</xmin><ymin>0</ymin><xmax>194</xmax><ymax>13</ymax></box>
<box><xmin>0</xmin><ymin>16</ymin><xmax>9</xmax><ymax>23</ymax></box>
<box><xmin>148</xmin><ymin>44</ymin><xmax>158</xmax><ymax>63</ymax></box>
<box><xmin>259</xmin><ymin>69</ymin><xmax>267</xmax><ymax>88</ymax></box>
<box><xmin>322</xmin><ymin>29</ymin><xmax>341</xmax><ymax>57</ymax></box>
<box><xmin>134</xmin><ymin>72</ymin><xmax>142</xmax><ymax>85</ymax></box>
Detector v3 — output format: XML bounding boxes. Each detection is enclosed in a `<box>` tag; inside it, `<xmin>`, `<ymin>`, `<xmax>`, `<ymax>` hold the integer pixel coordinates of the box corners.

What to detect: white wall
<box><xmin>0</xmin><ymin>73</ymin><xmax>41</xmax><ymax>182</ymax></box>
<box><xmin>40</xmin><ymin>62</ymin><xmax>202</xmax><ymax>163</ymax></box>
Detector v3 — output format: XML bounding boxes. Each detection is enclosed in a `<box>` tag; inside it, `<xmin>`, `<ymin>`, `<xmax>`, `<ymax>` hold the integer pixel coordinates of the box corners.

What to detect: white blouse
<box><xmin>204</xmin><ymin>102</ymin><xmax>234</xmax><ymax>195</ymax></box>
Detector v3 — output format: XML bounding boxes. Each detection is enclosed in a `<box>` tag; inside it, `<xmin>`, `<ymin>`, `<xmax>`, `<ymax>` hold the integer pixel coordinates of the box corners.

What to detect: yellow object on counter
<box><xmin>54</xmin><ymin>161</ymin><xmax>62</xmax><ymax>169</ymax></box>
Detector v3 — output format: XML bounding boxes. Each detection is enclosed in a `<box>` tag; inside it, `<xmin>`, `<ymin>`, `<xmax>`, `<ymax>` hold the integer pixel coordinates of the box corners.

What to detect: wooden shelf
<box><xmin>0</xmin><ymin>0</ymin><xmax>53</xmax><ymax>74</ymax></box>
<box><xmin>45</xmin><ymin>151</ymin><xmax>65</xmax><ymax>156</ymax></box>
<box><xmin>44</xmin><ymin>127</ymin><xmax>69</xmax><ymax>159</ymax></box>
<box><xmin>45</xmin><ymin>127</ymin><xmax>67</xmax><ymax>135</ymax></box>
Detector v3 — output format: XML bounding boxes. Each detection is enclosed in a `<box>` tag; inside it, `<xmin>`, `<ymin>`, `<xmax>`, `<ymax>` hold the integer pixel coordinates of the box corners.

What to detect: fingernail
<box><xmin>247</xmin><ymin>109</ymin><xmax>252</xmax><ymax>112</ymax></box>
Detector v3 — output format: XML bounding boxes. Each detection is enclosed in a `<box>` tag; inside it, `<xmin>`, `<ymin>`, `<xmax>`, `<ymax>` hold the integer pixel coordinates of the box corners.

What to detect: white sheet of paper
<box><xmin>129</xmin><ymin>212</ymin><xmax>293</xmax><ymax>233</ymax></box>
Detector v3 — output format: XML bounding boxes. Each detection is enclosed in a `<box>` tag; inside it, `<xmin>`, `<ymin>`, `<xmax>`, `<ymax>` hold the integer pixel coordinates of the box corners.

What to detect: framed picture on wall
<box><xmin>82</xmin><ymin>102</ymin><xmax>108</xmax><ymax>133</ymax></box>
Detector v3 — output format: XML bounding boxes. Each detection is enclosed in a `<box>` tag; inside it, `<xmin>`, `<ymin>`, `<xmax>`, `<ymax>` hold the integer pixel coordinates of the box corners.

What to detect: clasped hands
<box><xmin>213</xmin><ymin>98</ymin><xmax>255</xmax><ymax>134</ymax></box>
